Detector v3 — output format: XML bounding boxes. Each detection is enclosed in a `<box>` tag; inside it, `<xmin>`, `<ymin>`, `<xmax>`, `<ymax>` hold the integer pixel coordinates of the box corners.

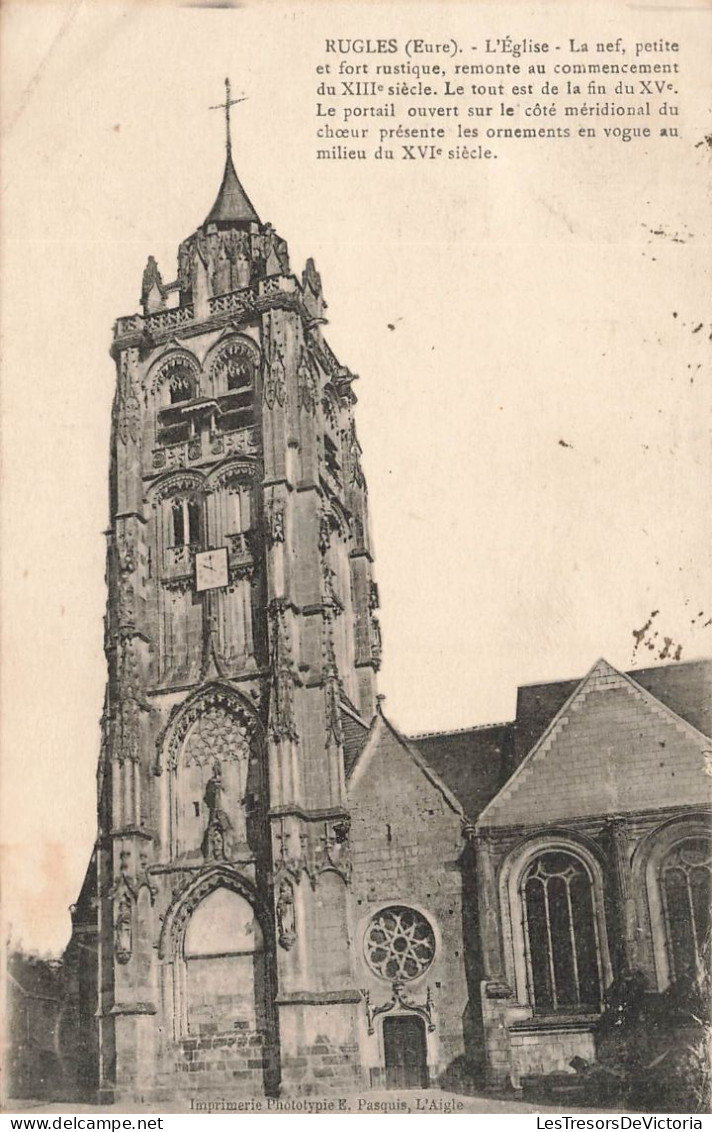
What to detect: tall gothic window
<box><xmin>522</xmin><ymin>851</ymin><xmax>601</xmax><ymax>1013</ymax></box>
<box><xmin>171</xmin><ymin>498</ymin><xmax>201</xmax><ymax>547</ymax></box>
<box><xmin>660</xmin><ymin>837</ymin><xmax>711</xmax><ymax>980</ymax></box>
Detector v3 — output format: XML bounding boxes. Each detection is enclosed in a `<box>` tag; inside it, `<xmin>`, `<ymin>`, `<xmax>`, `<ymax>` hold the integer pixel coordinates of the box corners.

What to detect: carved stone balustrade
<box><xmin>225</xmin><ymin>531</ymin><xmax>253</xmax><ymax>569</ymax></box>
<box><xmin>144</xmin><ymin>305</ymin><xmax>195</xmax><ymax>334</ymax></box>
<box><xmin>208</xmin><ymin>288</ymin><xmax>255</xmax><ymax>319</ymax></box>
<box><xmin>209</xmin><ymin>426</ymin><xmax>259</xmax><ymax>458</ymax></box>
<box><xmin>163</xmin><ymin>544</ymin><xmax>196</xmax><ymax>582</ymax></box>
<box><xmin>114</xmin><ymin>314</ymin><xmax>142</xmax><ymax>339</ymax></box>
<box><xmin>152</xmin><ymin>442</ymin><xmax>190</xmax><ymax>471</ymax></box>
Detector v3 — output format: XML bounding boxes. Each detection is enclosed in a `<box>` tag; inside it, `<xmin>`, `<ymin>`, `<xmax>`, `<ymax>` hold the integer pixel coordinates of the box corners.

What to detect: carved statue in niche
<box><xmin>268</xmin><ymin>602</ymin><xmax>299</xmax><ymax>743</ymax></box>
<box><xmin>263</xmin><ymin>312</ymin><xmax>287</xmax><ymax>410</ymax></box>
<box><xmin>276</xmin><ymin>878</ymin><xmax>296</xmax><ymax>950</ymax></box>
<box><xmin>321</xmin><ymin>559</ymin><xmax>338</xmax><ymax>613</ymax></box>
<box><xmin>266</xmin><ymin>503</ymin><xmax>285</xmax><ymax>546</ymax></box>
<box><xmin>297</xmin><ymin>350</ymin><xmax>319</xmax><ymax>414</ymax></box>
<box><xmin>116</xmin><ymin>532</ymin><xmax>137</xmax><ymax>577</ymax></box>
<box><xmin>115</xmin><ymin>529</ymin><xmax>138</xmax><ymax>630</ymax></box>
<box><xmin>115</xmin><ymin>896</ymin><xmax>132</xmax><ymax>964</ymax></box>
<box><xmin>208</xmin><ymin>824</ymin><xmax>225</xmax><ymax>860</ymax></box>
<box><xmin>318</xmin><ymin>511</ymin><xmax>332</xmax><ymax>556</ymax></box>
<box><xmin>201</xmin><ymin>762</ymin><xmax>233</xmax><ymax>861</ymax></box>
<box><xmin>117</xmin><ymin>580</ymin><xmax>136</xmax><ymax>632</ymax></box>
<box><xmin>264</xmin><ymin>349</ymin><xmax>286</xmax><ymax>410</ymax></box>
<box><xmin>370</xmin><ymin>615</ymin><xmax>382</xmax><ymax>666</ymax></box>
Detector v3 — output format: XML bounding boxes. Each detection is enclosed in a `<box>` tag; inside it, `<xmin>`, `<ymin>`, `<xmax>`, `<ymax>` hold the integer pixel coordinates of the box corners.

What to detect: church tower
<box><xmin>87</xmin><ymin>85</ymin><xmax>381</xmax><ymax>1099</ymax></box>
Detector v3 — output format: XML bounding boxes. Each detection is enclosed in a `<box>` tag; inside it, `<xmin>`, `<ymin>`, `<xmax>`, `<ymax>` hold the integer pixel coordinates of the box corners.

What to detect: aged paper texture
<box><xmin>1</xmin><ymin>0</ymin><xmax>710</xmax><ymax>1115</ymax></box>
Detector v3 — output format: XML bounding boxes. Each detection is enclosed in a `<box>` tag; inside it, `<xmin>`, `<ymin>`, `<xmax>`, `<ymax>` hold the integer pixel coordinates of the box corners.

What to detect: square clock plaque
<box><xmin>195</xmin><ymin>547</ymin><xmax>229</xmax><ymax>592</ymax></box>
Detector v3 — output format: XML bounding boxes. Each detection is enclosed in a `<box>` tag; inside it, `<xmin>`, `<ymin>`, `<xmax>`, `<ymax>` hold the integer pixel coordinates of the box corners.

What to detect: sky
<box><xmin>1</xmin><ymin>0</ymin><xmax>710</xmax><ymax>954</ymax></box>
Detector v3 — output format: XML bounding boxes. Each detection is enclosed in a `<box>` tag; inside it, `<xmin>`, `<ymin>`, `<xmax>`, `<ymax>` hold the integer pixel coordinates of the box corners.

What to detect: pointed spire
<box><xmin>205</xmin><ymin>150</ymin><xmax>260</xmax><ymax>226</ymax></box>
<box><xmin>205</xmin><ymin>78</ymin><xmax>260</xmax><ymax>227</ymax></box>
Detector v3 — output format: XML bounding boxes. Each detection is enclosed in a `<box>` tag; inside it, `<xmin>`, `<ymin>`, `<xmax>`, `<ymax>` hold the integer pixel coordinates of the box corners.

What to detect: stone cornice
<box><xmin>111</xmin><ymin>277</ymin><xmax>310</xmax><ymax>356</ymax></box>
<box><xmin>275</xmin><ymin>990</ymin><xmax>362</xmax><ymax>1006</ymax></box>
<box><xmin>269</xmin><ymin>804</ymin><xmax>350</xmax><ymax>824</ymax></box>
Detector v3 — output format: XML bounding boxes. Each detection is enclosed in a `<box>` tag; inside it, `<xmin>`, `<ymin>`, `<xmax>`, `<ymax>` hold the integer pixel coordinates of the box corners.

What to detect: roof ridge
<box><xmin>478</xmin><ymin>657</ymin><xmax>711</xmax><ymax>828</ymax></box>
<box><xmin>408</xmin><ymin>721</ymin><xmax>511</xmax><ymax>740</ymax></box>
<box><xmin>516</xmin><ymin>655</ymin><xmax>712</xmax><ymax>693</ymax></box>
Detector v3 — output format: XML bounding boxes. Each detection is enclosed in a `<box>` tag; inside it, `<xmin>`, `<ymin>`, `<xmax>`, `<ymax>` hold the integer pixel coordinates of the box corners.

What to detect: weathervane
<box><xmin>209</xmin><ymin>77</ymin><xmax>247</xmax><ymax>158</ymax></box>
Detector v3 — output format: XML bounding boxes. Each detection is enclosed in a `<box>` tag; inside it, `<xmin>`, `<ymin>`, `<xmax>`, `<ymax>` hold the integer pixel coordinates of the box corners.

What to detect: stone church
<box><xmin>62</xmin><ymin>106</ymin><xmax>711</xmax><ymax>1104</ymax></box>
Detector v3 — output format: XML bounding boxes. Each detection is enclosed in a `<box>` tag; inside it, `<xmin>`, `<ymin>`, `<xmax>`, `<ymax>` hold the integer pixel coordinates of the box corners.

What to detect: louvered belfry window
<box><xmin>171</xmin><ymin>498</ymin><xmax>201</xmax><ymax>547</ymax></box>
<box><xmin>522</xmin><ymin>851</ymin><xmax>602</xmax><ymax>1013</ymax></box>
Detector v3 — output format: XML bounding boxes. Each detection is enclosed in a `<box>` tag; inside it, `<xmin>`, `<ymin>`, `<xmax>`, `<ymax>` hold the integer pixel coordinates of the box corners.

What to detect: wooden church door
<box><xmin>383</xmin><ymin>1015</ymin><xmax>428</xmax><ymax>1089</ymax></box>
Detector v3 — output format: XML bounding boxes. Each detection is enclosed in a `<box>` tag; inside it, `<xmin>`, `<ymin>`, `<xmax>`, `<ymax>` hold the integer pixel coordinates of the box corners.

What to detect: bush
<box><xmin>593</xmin><ymin>969</ymin><xmax>711</xmax><ymax>1113</ymax></box>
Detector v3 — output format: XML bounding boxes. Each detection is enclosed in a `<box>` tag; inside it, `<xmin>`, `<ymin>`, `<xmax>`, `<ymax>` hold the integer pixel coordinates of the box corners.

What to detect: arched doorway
<box><xmin>183</xmin><ymin>887</ymin><xmax>265</xmax><ymax>1035</ymax></box>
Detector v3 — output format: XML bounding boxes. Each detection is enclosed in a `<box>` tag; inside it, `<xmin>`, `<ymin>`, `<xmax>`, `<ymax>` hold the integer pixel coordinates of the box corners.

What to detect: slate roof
<box><xmin>204</xmin><ymin>151</ymin><xmax>260</xmax><ymax>227</ymax></box>
<box><xmin>405</xmin><ymin>658</ymin><xmax>710</xmax><ymax>821</ymax></box>
<box><xmin>512</xmin><ymin>658</ymin><xmax>711</xmax><ymax>767</ymax></box>
<box><xmin>347</xmin><ymin>709</ymin><xmax>465</xmax><ymax>816</ymax></box>
<box><xmin>69</xmin><ymin>850</ymin><xmax>97</xmax><ymax>929</ymax></box>
<box><xmin>478</xmin><ymin>658</ymin><xmax>712</xmax><ymax>828</ymax></box>
<box><xmin>341</xmin><ymin>702</ymin><xmax>371</xmax><ymax>778</ymax></box>
<box><xmin>409</xmin><ymin>723</ymin><xmax>512</xmax><ymax>823</ymax></box>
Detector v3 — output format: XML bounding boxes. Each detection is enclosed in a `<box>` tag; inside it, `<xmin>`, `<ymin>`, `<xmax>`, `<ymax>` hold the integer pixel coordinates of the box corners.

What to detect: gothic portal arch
<box><xmin>156</xmin><ymin>684</ymin><xmax>264</xmax><ymax>862</ymax></box>
<box><xmin>159</xmin><ymin>867</ymin><xmax>270</xmax><ymax>1041</ymax></box>
<box><xmin>184</xmin><ymin>887</ymin><xmax>265</xmax><ymax>1036</ymax></box>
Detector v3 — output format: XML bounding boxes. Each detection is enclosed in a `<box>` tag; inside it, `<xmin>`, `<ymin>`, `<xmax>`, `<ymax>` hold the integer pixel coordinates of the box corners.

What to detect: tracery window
<box><xmin>660</xmin><ymin>837</ymin><xmax>711</xmax><ymax>980</ymax></box>
<box><xmin>210</xmin><ymin>341</ymin><xmax>256</xmax><ymax>432</ymax></box>
<box><xmin>226</xmin><ymin>356</ymin><xmax>253</xmax><ymax>392</ymax></box>
<box><xmin>522</xmin><ymin>851</ymin><xmax>602</xmax><ymax>1013</ymax></box>
<box><xmin>364</xmin><ymin>906</ymin><xmax>435</xmax><ymax>982</ymax></box>
<box><xmin>169</xmin><ymin>372</ymin><xmax>193</xmax><ymax>404</ymax></box>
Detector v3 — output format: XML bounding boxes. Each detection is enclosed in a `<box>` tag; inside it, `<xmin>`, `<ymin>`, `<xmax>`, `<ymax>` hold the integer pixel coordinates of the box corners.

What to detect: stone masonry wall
<box><xmin>349</xmin><ymin>718</ymin><xmax>471</xmax><ymax>1080</ymax></box>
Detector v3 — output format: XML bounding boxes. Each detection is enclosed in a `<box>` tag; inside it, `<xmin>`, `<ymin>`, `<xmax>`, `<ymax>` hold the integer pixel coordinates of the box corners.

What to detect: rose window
<box><xmin>364</xmin><ymin>906</ymin><xmax>435</xmax><ymax>981</ymax></box>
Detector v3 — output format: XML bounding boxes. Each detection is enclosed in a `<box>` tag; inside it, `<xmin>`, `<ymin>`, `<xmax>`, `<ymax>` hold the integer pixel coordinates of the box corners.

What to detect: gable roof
<box><xmin>512</xmin><ymin>658</ymin><xmax>711</xmax><ymax>766</ymax></box>
<box><xmin>478</xmin><ymin>658</ymin><xmax>712</xmax><ymax>829</ymax></box>
<box><xmin>409</xmin><ymin>723</ymin><xmax>512</xmax><ymax>822</ymax></box>
<box><xmin>348</xmin><ymin>708</ymin><xmax>464</xmax><ymax>817</ymax></box>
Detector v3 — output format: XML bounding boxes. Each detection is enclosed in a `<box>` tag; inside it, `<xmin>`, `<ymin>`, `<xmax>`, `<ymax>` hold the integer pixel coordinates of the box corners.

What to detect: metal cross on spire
<box><xmin>209</xmin><ymin>78</ymin><xmax>247</xmax><ymax>158</ymax></box>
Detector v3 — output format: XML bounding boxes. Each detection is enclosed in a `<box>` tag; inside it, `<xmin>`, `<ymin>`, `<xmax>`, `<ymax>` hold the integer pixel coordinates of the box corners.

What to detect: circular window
<box><xmin>364</xmin><ymin>906</ymin><xmax>435</xmax><ymax>981</ymax></box>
